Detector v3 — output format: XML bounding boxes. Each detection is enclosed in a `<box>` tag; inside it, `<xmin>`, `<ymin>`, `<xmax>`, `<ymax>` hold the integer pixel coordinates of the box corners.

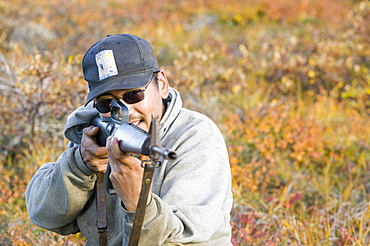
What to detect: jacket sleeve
<box><xmin>123</xmin><ymin>117</ymin><xmax>233</xmax><ymax>245</ymax></box>
<box><xmin>25</xmin><ymin>146</ymin><xmax>97</xmax><ymax>235</ymax></box>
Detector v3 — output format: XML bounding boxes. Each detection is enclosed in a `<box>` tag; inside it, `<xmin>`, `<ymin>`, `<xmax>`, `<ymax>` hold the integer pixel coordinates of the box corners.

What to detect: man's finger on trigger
<box><xmin>140</xmin><ymin>155</ymin><xmax>150</xmax><ymax>161</ymax></box>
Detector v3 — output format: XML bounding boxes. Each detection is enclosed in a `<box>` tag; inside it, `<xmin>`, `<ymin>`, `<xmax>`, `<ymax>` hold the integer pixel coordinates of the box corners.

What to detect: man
<box><xmin>26</xmin><ymin>34</ymin><xmax>233</xmax><ymax>245</ymax></box>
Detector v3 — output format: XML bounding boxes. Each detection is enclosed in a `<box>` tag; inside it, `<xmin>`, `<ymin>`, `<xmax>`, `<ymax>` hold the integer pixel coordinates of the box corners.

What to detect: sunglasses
<box><xmin>94</xmin><ymin>73</ymin><xmax>156</xmax><ymax>113</ymax></box>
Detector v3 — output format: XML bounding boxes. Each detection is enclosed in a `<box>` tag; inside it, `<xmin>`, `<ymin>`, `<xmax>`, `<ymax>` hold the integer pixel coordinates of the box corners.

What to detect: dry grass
<box><xmin>0</xmin><ymin>0</ymin><xmax>369</xmax><ymax>245</ymax></box>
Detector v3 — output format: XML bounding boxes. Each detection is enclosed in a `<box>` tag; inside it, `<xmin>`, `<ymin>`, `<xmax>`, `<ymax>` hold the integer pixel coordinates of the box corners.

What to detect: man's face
<box><xmin>95</xmin><ymin>71</ymin><xmax>169</xmax><ymax>132</ymax></box>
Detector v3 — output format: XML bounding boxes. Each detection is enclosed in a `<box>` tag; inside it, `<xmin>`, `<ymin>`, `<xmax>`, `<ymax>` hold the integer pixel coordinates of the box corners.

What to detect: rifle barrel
<box><xmin>151</xmin><ymin>146</ymin><xmax>177</xmax><ymax>160</ymax></box>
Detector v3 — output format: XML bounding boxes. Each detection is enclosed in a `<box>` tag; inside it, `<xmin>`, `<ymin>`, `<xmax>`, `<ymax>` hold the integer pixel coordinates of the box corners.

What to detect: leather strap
<box><xmin>96</xmin><ymin>172</ymin><xmax>108</xmax><ymax>246</ymax></box>
<box><xmin>128</xmin><ymin>162</ymin><xmax>155</xmax><ymax>246</ymax></box>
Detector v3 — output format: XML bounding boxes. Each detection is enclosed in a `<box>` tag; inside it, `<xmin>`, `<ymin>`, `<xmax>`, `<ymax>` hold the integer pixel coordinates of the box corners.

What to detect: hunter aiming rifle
<box><xmin>90</xmin><ymin>100</ymin><xmax>177</xmax><ymax>246</ymax></box>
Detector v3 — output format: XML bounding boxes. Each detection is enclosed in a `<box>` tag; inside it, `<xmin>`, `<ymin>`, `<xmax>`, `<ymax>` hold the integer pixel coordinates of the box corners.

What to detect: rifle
<box><xmin>90</xmin><ymin>100</ymin><xmax>177</xmax><ymax>246</ymax></box>
<box><xmin>90</xmin><ymin>100</ymin><xmax>177</xmax><ymax>193</ymax></box>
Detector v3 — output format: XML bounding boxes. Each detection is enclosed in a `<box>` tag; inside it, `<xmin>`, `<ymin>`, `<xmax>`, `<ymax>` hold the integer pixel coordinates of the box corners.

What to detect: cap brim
<box><xmin>84</xmin><ymin>70</ymin><xmax>157</xmax><ymax>106</ymax></box>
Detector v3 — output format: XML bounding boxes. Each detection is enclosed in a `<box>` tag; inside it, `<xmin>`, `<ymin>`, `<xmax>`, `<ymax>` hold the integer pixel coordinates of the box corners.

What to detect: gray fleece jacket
<box><xmin>26</xmin><ymin>88</ymin><xmax>233</xmax><ymax>246</ymax></box>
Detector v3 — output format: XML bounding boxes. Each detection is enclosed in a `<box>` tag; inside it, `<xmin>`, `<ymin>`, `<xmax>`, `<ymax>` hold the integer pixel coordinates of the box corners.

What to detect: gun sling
<box><xmin>128</xmin><ymin>162</ymin><xmax>155</xmax><ymax>246</ymax></box>
<box><xmin>96</xmin><ymin>172</ymin><xmax>108</xmax><ymax>246</ymax></box>
<box><xmin>96</xmin><ymin>163</ymin><xmax>155</xmax><ymax>246</ymax></box>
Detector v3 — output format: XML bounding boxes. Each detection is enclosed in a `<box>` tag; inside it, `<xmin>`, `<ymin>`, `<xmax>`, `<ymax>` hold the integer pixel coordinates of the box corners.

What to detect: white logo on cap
<box><xmin>95</xmin><ymin>50</ymin><xmax>118</xmax><ymax>81</ymax></box>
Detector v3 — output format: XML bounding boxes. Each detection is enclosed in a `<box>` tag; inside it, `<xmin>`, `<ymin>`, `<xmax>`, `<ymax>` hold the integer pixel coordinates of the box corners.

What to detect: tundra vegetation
<box><xmin>0</xmin><ymin>0</ymin><xmax>369</xmax><ymax>245</ymax></box>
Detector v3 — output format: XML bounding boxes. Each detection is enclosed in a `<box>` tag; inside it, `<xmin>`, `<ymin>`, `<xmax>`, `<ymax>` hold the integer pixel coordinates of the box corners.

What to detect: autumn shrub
<box><xmin>0</xmin><ymin>138</ymin><xmax>87</xmax><ymax>245</ymax></box>
<box><xmin>226</xmin><ymin>93</ymin><xmax>369</xmax><ymax>244</ymax></box>
<box><xmin>166</xmin><ymin>1</ymin><xmax>369</xmax><ymax>116</ymax></box>
<box><xmin>233</xmin><ymin>10</ymin><xmax>369</xmax><ymax>101</ymax></box>
<box><xmin>0</xmin><ymin>0</ymin><xmax>369</xmax><ymax>245</ymax></box>
<box><xmin>0</xmin><ymin>49</ymin><xmax>85</xmax><ymax>162</ymax></box>
<box><xmin>227</xmin><ymin>93</ymin><xmax>369</xmax><ymax>191</ymax></box>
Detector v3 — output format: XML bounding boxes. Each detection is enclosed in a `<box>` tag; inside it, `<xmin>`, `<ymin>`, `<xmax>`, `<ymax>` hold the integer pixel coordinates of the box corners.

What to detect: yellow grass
<box><xmin>0</xmin><ymin>0</ymin><xmax>369</xmax><ymax>245</ymax></box>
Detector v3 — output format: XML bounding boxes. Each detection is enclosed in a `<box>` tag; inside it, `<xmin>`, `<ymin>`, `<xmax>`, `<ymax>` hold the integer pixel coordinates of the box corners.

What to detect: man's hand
<box><xmin>80</xmin><ymin>126</ymin><xmax>108</xmax><ymax>173</ymax></box>
<box><xmin>106</xmin><ymin>136</ymin><xmax>152</xmax><ymax>212</ymax></box>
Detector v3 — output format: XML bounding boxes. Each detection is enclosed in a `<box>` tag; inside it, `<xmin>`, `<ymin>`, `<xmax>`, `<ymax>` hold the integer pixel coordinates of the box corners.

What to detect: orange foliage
<box><xmin>260</xmin><ymin>0</ymin><xmax>352</xmax><ymax>25</ymax></box>
<box><xmin>0</xmin><ymin>0</ymin><xmax>369</xmax><ymax>244</ymax></box>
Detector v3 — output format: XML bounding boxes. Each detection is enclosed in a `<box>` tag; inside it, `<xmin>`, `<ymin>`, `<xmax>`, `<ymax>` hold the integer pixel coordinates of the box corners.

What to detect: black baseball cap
<box><xmin>82</xmin><ymin>34</ymin><xmax>160</xmax><ymax>105</ymax></box>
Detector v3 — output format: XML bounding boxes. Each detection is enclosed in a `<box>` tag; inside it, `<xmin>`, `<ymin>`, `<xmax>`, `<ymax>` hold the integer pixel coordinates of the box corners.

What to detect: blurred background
<box><xmin>0</xmin><ymin>0</ymin><xmax>369</xmax><ymax>245</ymax></box>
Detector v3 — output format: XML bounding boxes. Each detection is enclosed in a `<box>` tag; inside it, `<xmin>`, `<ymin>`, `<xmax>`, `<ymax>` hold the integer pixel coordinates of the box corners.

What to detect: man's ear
<box><xmin>156</xmin><ymin>70</ymin><xmax>169</xmax><ymax>99</ymax></box>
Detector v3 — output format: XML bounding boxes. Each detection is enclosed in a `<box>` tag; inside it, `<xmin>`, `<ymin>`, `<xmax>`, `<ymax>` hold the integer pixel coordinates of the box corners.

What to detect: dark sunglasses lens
<box><xmin>95</xmin><ymin>99</ymin><xmax>112</xmax><ymax>113</ymax></box>
<box><xmin>122</xmin><ymin>90</ymin><xmax>145</xmax><ymax>104</ymax></box>
<box><xmin>95</xmin><ymin>90</ymin><xmax>145</xmax><ymax>113</ymax></box>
